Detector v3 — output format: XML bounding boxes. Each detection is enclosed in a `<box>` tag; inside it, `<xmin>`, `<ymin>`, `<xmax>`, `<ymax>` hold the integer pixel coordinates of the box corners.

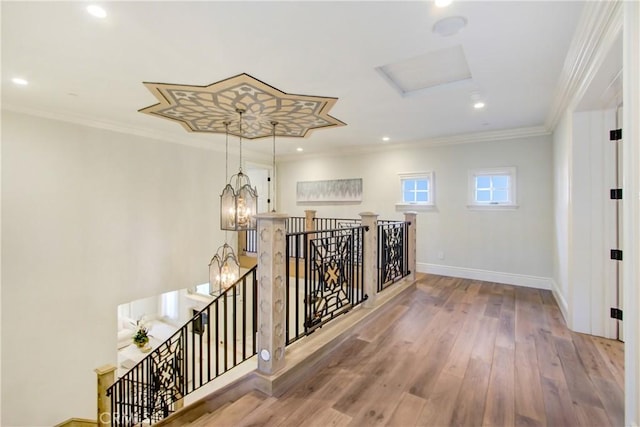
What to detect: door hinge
<box><xmin>611</xmin><ymin>249</ymin><xmax>623</xmax><ymax>261</ymax></box>
<box><xmin>610</xmin><ymin>308</ymin><xmax>623</xmax><ymax>320</ymax></box>
<box><xmin>610</xmin><ymin>189</ymin><xmax>623</xmax><ymax>200</ymax></box>
<box><xmin>610</xmin><ymin>129</ymin><xmax>622</xmax><ymax>141</ymax></box>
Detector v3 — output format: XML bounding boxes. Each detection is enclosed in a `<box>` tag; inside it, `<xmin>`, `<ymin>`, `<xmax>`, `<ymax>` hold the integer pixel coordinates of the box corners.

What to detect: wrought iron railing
<box><xmin>248</xmin><ymin>215</ymin><xmax>408</xmax><ymax>345</ymax></box>
<box><xmin>313</xmin><ymin>217</ymin><xmax>361</xmax><ymax>231</ymax></box>
<box><xmin>377</xmin><ymin>220</ymin><xmax>410</xmax><ymax>291</ymax></box>
<box><xmin>245</xmin><ymin>228</ymin><xmax>258</xmax><ymax>254</ymax></box>
<box><xmin>285</xmin><ymin>226</ymin><xmax>367</xmax><ymax>345</ymax></box>
<box><xmin>107</xmin><ymin>266</ymin><xmax>258</xmax><ymax>426</ymax></box>
<box><xmin>245</xmin><ymin>216</ymin><xmax>305</xmax><ymax>254</ymax></box>
<box><xmin>287</xmin><ymin>216</ymin><xmax>306</xmax><ymax>233</ymax></box>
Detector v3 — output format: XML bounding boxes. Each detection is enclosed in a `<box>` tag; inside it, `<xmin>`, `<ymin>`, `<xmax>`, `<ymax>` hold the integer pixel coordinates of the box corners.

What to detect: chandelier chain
<box><xmin>224</xmin><ymin>122</ymin><xmax>230</xmax><ymax>181</ymax></box>
<box><xmin>271</xmin><ymin>121</ymin><xmax>278</xmax><ymax>212</ymax></box>
<box><xmin>238</xmin><ymin>109</ymin><xmax>244</xmax><ymax>173</ymax></box>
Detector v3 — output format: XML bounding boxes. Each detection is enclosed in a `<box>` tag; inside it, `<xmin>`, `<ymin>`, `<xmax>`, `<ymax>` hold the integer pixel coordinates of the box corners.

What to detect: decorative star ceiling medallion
<box><xmin>139</xmin><ymin>73</ymin><xmax>345</xmax><ymax>139</ymax></box>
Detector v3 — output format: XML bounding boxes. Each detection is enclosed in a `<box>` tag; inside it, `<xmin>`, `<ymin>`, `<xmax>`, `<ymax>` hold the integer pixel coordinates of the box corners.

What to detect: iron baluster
<box><xmin>108</xmin><ymin>266</ymin><xmax>258</xmax><ymax>425</ymax></box>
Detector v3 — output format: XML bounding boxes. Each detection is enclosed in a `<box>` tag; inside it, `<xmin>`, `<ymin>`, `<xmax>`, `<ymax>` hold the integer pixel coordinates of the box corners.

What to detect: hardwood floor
<box><xmin>183</xmin><ymin>275</ymin><xmax>625</xmax><ymax>426</ymax></box>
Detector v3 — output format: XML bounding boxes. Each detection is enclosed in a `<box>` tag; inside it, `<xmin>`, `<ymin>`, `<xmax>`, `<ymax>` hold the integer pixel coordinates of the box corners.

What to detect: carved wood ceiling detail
<box><xmin>139</xmin><ymin>73</ymin><xmax>345</xmax><ymax>139</ymax></box>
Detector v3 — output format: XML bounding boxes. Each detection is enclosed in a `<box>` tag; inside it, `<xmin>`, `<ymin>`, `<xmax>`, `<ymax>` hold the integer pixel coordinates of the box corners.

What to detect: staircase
<box><xmin>103</xmin><ymin>213</ymin><xmax>415</xmax><ymax>426</ymax></box>
<box><xmin>154</xmin><ymin>276</ymin><xmax>417</xmax><ymax>427</ymax></box>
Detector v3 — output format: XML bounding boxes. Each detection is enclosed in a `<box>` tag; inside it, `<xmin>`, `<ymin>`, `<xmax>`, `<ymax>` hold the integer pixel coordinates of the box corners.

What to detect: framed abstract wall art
<box><xmin>296</xmin><ymin>178</ymin><xmax>363</xmax><ymax>204</ymax></box>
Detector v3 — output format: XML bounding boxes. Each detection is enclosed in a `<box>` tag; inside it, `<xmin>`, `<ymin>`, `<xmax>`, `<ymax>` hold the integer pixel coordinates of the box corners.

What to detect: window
<box><xmin>468</xmin><ymin>167</ymin><xmax>517</xmax><ymax>209</ymax></box>
<box><xmin>160</xmin><ymin>290</ymin><xmax>179</xmax><ymax>320</ymax></box>
<box><xmin>194</xmin><ymin>283</ymin><xmax>210</xmax><ymax>296</ymax></box>
<box><xmin>396</xmin><ymin>172</ymin><xmax>435</xmax><ymax>211</ymax></box>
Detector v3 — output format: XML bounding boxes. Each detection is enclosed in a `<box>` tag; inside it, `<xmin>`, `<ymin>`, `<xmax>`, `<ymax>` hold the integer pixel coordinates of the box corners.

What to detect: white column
<box><xmin>359</xmin><ymin>212</ymin><xmax>379</xmax><ymax>308</ymax></box>
<box><xmin>404</xmin><ymin>212</ymin><xmax>417</xmax><ymax>282</ymax></box>
<box><xmin>255</xmin><ymin>212</ymin><xmax>288</xmax><ymax>375</ymax></box>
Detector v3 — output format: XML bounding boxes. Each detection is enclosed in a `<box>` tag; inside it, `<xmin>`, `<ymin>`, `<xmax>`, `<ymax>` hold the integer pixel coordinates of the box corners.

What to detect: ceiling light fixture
<box><xmin>220</xmin><ymin>109</ymin><xmax>258</xmax><ymax>231</ymax></box>
<box><xmin>296</xmin><ymin>147</ymin><xmax>303</xmax><ymax>152</ymax></box>
<box><xmin>470</xmin><ymin>91</ymin><xmax>485</xmax><ymax>109</ymax></box>
<box><xmin>86</xmin><ymin>5</ymin><xmax>107</xmax><ymax>18</ymax></box>
<box><xmin>432</xmin><ymin>16</ymin><xmax>467</xmax><ymax>37</ymax></box>
<box><xmin>382</xmin><ymin>136</ymin><xmax>390</xmax><ymax>142</ymax></box>
<box><xmin>435</xmin><ymin>0</ymin><xmax>453</xmax><ymax>8</ymax></box>
<box><xmin>12</xmin><ymin>77</ymin><xmax>28</xmax><ymax>86</ymax></box>
<box><xmin>208</xmin><ymin>243</ymin><xmax>240</xmax><ymax>295</ymax></box>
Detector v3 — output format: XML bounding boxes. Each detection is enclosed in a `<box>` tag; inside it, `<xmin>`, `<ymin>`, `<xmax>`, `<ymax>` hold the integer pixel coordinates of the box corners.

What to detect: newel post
<box><xmin>95</xmin><ymin>364</ymin><xmax>116</xmax><ymax>427</ymax></box>
<box><xmin>404</xmin><ymin>211</ymin><xmax>417</xmax><ymax>282</ymax></box>
<box><xmin>360</xmin><ymin>212</ymin><xmax>379</xmax><ymax>308</ymax></box>
<box><xmin>304</xmin><ymin>209</ymin><xmax>316</xmax><ymax>232</ymax></box>
<box><xmin>255</xmin><ymin>212</ymin><xmax>288</xmax><ymax>375</ymax></box>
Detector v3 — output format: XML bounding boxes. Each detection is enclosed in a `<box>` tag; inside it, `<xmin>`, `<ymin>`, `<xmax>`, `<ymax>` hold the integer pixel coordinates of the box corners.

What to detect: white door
<box><xmin>616</xmin><ymin>105</ymin><xmax>624</xmax><ymax>341</ymax></box>
<box><xmin>246</xmin><ymin>166</ymin><xmax>272</xmax><ymax>214</ymax></box>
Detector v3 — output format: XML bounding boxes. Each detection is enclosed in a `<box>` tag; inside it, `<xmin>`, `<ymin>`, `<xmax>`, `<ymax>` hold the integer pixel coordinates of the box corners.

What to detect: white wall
<box><xmin>1</xmin><ymin>111</ymin><xmax>227</xmax><ymax>426</ymax></box>
<box><xmin>552</xmin><ymin>110</ymin><xmax>572</xmax><ymax>319</ymax></box>
<box><xmin>278</xmin><ymin>134</ymin><xmax>554</xmax><ymax>286</ymax></box>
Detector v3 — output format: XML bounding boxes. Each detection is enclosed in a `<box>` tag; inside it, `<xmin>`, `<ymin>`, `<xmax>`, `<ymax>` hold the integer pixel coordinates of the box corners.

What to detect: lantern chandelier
<box><xmin>208</xmin><ymin>243</ymin><xmax>240</xmax><ymax>295</ymax></box>
<box><xmin>220</xmin><ymin>109</ymin><xmax>258</xmax><ymax>231</ymax></box>
<box><xmin>138</xmin><ymin>73</ymin><xmax>345</xmax><ymax>288</ymax></box>
<box><xmin>138</xmin><ymin>73</ymin><xmax>346</xmax><ymax>229</ymax></box>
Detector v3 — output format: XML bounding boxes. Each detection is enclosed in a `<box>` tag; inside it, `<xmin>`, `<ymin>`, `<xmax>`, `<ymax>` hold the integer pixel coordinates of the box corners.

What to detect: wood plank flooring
<box><xmin>183</xmin><ymin>275</ymin><xmax>624</xmax><ymax>426</ymax></box>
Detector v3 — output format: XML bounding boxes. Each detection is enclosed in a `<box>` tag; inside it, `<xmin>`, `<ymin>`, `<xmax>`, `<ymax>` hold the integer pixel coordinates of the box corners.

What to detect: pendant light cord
<box><xmin>237</xmin><ymin>109</ymin><xmax>244</xmax><ymax>173</ymax></box>
<box><xmin>271</xmin><ymin>121</ymin><xmax>278</xmax><ymax>212</ymax></box>
<box><xmin>224</xmin><ymin>122</ymin><xmax>230</xmax><ymax>180</ymax></box>
<box><xmin>223</xmin><ymin>121</ymin><xmax>231</xmax><ymax>244</ymax></box>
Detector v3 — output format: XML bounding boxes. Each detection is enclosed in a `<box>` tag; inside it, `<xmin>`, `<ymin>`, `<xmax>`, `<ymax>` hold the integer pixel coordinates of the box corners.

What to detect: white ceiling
<box><xmin>1</xmin><ymin>1</ymin><xmax>585</xmax><ymax>160</ymax></box>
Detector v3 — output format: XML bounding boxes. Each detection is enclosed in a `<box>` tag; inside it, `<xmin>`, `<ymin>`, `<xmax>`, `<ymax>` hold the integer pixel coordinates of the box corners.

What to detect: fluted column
<box><xmin>255</xmin><ymin>212</ymin><xmax>288</xmax><ymax>375</ymax></box>
<box><xmin>359</xmin><ymin>212</ymin><xmax>379</xmax><ymax>308</ymax></box>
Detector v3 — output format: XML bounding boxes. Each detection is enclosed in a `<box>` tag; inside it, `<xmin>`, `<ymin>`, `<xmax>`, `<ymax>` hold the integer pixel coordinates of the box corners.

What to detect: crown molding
<box><xmin>278</xmin><ymin>125</ymin><xmax>550</xmax><ymax>163</ymax></box>
<box><xmin>2</xmin><ymin>104</ymin><xmax>272</xmax><ymax>163</ymax></box>
<box><xmin>545</xmin><ymin>1</ymin><xmax>623</xmax><ymax>131</ymax></box>
<box><xmin>5</xmin><ymin>103</ymin><xmax>548</xmax><ymax>166</ymax></box>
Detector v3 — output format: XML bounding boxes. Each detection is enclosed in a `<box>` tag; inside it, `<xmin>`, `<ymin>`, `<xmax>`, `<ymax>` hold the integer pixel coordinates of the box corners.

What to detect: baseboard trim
<box><xmin>417</xmin><ymin>263</ymin><xmax>552</xmax><ymax>290</ymax></box>
<box><xmin>550</xmin><ymin>278</ymin><xmax>569</xmax><ymax>323</ymax></box>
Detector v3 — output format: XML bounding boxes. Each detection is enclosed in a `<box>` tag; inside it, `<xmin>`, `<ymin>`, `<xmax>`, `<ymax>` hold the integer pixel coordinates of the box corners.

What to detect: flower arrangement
<box><xmin>132</xmin><ymin>317</ymin><xmax>150</xmax><ymax>348</ymax></box>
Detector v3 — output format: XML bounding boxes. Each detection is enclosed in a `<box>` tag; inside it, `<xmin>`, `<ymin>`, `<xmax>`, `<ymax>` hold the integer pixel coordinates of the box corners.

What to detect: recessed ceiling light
<box><xmin>87</xmin><ymin>5</ymin><xmax>107</xmax><ymax>18</ymax></box>
<box><xmin>296</xmin><ymin>147</ymin><xmax>303</xmax><ymax>152</ymax></box>
<box><xmin>382</xmin><ymin>137</ymin><xmax>390</xmax><ymax>142</ymax></box>
<box><xmin>12</xmin><ymin>77</ymin><xmax>28</xmax><ymax>86</ymax></box>
<box><xmin>474</xmin><ymin>102</ymin><xmax>486</xmax><ymax>109</ymax></box>
<box><xmin>432</xmin><ymin>16</ymin><xmax>467</xmax><ymax>37</ymax></box>
<box><xmin>435</xmin><ymin>0</ymin><xmax>453</xmax><ymax>8</ymax></box>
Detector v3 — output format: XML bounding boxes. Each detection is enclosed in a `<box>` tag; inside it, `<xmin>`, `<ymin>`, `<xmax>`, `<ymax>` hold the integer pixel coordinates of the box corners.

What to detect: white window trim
<box><xmin>395</xmin><ymin>171</ymin><xmax>436</xmax><ymax>212</ymax></box>
<box><xmin>467</xmin><ymin>167</ymin><xmax>518</xmax><ymax>210</ymax></box>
